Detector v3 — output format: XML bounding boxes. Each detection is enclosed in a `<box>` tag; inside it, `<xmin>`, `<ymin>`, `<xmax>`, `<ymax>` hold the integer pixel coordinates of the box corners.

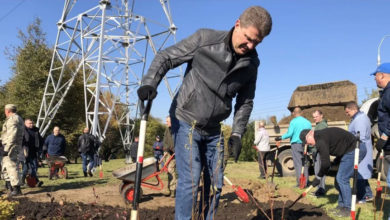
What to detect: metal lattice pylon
<box><xmin>36</xmin><ymin>0</ymin><xmax>182</xmax><ymax>157</ymax></box>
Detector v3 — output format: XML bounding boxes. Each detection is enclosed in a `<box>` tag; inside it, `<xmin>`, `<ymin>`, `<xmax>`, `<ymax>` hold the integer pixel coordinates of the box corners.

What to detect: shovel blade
<box><xmin>235</xmin><ymin>186</ymin><xmax>250</xmax><ymax>203</ymax></box>
<box><xmin>299</xmin><ymin>175</ymin><xmax>306</xmax><ymax>189</ymax></box>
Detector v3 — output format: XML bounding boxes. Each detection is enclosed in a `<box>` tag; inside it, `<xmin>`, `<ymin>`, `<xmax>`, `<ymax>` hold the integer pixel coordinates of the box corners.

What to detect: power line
<box><xmin>0</xmin><ymin>0</ymin><xmax>25</xmax><ymax>23</ymax></box>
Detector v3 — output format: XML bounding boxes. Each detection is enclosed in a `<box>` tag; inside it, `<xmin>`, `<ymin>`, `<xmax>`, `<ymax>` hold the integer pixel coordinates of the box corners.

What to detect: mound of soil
<box><xmin>12</xmin><ymin>196</ymin><xmax>332</xmax><ymax>220</ymax></box>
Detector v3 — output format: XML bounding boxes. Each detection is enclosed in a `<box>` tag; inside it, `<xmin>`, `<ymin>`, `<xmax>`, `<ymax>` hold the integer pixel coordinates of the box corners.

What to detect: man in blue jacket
<box><xmin>372</xmin><ymin>63</ymin><xmax>390</xmax><ymax>208</ymax></box>
<box><xmin>345</xmin><ymin>101</ymin><xmax>373</xmax><ymax>203</ymax></box>
<box><xmin>43</xmin><ymin>126</ymin><xmax>66</xmax><ymax>157</ymax></box>
<box><xmin>43</xmin><ymin>126</ymin><xmax>66</xmax><ymax>179</ymax></box>
<box><xmin>276</xmin><ymin>107</ymin><xmax>312</xmax><ymax>187</ymax></box>
<box><xmin>137</xmin><ymin>6</ymin><xmax>272</xmax><ymax>220</ymax></box>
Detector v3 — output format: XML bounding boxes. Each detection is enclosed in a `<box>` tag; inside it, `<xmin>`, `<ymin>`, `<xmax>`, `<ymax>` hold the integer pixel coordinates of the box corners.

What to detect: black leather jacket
<box><xmin>142</xmin><ymin>28</ymin><xmax>260</xmax><ymax>135</ymax></box>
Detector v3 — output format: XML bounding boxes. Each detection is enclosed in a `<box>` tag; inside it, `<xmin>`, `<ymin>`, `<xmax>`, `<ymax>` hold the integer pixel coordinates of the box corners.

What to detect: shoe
<box><xmin>329</xmin><ymin>206</ymin><xmax>343</xmax><ymax>214</ymax></box>
<box><xmin>37</xmin><ymin>181</ymin><xmax>44</xmax><ymax>187</ymax></box>
<box><xmin>83</xmin><ymin>172</ymin><xmax>87</xmax><ymax>177</ymax></box>
<box><xmin>334</xmin><ymin>207</ymin><xmax>349</xmax><ymax>218</ymax></box>
<box><xmin>314</xmin><ymin>188</ymin><xmax>326</xmax><ymax>197</ymax></box>
<box><xmin>88</xmin><ymin>170</ymin><xmax>93</xmax><ymax>177</ymax></box>
<box><xmin>9</xmin><ymin>186</ymin><xmax>22</xmax><ymax>197</ymax></box>
<box><xmin>258</xmin><ymin>175</ymin><xmax>266</xmax><ymax>179</ymax></box>
<box><xmin>365</xmin><ymin>196</ymin><xmax>373</xmax><ymax>202</ymax></box>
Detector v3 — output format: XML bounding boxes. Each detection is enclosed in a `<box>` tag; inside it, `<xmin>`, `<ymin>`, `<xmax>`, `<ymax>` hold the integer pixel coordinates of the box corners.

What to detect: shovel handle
<box><xmin>224</xmin><ymin>176</ymin><xmax>234</xmax><ymax>186</ymax></box>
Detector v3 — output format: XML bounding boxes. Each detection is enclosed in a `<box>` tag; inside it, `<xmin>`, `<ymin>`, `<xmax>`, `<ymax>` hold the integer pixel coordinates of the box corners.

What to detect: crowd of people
<box><xmin>0</xmin><ymin>103</ymin><xmax>102</xmax><ymax>197</ymax></box>
<box><xmin>253</xmin><ymin>101</ymin><xmax>376</xmax><ymax>217</ymax></box>
<box><xmin>1</xmin><ymin>3</ymin><xmax>390</xmax><ymax>220</ymax></box>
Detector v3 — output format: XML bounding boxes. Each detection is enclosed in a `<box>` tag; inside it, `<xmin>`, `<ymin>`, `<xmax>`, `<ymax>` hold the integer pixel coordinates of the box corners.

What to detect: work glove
<box><xmin>228</xmin><ymin>135</ymin><xmax>242</xmax><ymax>163</ymax></box>
<box><xmin>2</xmin><ymin>151</ymin><xmax>8</xmax><ymax>157</ymax></box>
<box><xmin>275</xmin><ymin>136</ymin><xmax>282</xmax><ymax>141</ymax></box>
<box><xmin>375</xmin><ymin>138</ymin><xmax>387</xmax><ymax>152</ymax></box>
<box><xmin>311</xmin><ymin>177</ymin><xmax>321</xmax><ymax>187</ymax></box>
<box><xmin>137</xmin><ymin>85</ymin><xmax>157</xmax><ymax>101</ymax></box>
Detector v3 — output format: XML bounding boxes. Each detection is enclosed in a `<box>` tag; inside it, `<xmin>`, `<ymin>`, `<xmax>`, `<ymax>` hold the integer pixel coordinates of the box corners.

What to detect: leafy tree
<box><xmin>1</xmin><ymin>18</ymin><xmax>86</xmax><ymax>161</ymax></box>
<box><xmin>3</xmin><ymin>18</ymin><xmax>51</xmax><ymax>120</ymax></box>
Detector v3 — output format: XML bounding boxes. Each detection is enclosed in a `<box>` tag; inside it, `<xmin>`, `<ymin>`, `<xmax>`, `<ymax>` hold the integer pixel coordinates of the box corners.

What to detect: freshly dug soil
<box><xmin>12</xmin><ymin>196</ymin><xmax>333</xmax><ymax>220</ymax></box>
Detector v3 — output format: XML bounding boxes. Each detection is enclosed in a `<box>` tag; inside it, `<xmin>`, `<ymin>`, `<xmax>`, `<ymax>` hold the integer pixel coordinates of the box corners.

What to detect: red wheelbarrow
<box><xmin>113</xmin><ymin>153</ymin><xmax>175</xmax><ymax>204</ymax></box>
<box><xmin>46</xmin><ymin>155</ymin><xmax>69</xmax><ymax>180</ymax></box>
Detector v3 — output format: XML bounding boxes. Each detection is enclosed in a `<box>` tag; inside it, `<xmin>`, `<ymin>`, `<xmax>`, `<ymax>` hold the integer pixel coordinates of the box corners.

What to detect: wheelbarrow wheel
<box><xmin>119</xmin><ymin>181</ymin><xmax>129</xmax><ymax>194</ymax></box>
<box><xmin>60</xmin><ymin>167</ymin><xmax>68</xmax><ymax>179</ymax></box>
<box><xmin>122</xmin><ymin>184</ymin><xmax>142</xmax><ymax>204</ymax></box>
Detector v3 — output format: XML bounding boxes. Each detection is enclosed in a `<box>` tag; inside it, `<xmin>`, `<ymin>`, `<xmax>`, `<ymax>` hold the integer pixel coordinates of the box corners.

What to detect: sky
<box><xmin>1</xmin><ymin>0</ymin><xmax>390</xmax><ymax>126</ymax></box>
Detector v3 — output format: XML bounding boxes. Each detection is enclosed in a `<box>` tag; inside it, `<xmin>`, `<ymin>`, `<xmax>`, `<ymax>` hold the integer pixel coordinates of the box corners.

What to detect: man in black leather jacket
<box><xmin>137</xmin><ymin>6</ymin><xmax>272</xmax><ymax>219</ymax></box>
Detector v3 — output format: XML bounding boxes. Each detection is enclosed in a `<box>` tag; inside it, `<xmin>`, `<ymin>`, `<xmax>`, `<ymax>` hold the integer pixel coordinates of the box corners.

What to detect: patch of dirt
<box><xmin>12</xmin><ymin>178</ymin><xmax>333</xmax><ymax>219</ymax></box>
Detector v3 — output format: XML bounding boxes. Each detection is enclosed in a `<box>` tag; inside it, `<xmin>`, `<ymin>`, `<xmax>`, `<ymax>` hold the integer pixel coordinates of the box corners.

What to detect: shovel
<box><xmin>351</xmin><ymin>132</ymin><xmax>360</xmax><ymax>220</ymax></box>
<box><xmin>99</xmin><ymin>164</ymin><xmax>103</xmax><ymax>179</ymax></box>
<box><xmin>299</xmin><ymin>144</ymin><xmax>308</xmax><ymax>189</ymax></box>
<box><xmin>375</xmin><ymin>150</ymin><xmax>384</xmax><ymax>204</ymax></box>
<box><xmin>131</xmin><ymin>99</ymin><xmax>153</xmax><ymax>220</ymax></box>
<box><xmin>288</xmin><ymin>185</ymin><xmax>314</xmax><ymax>209</ymax></box>
<box><xmin>224</xmin><ymin>176</ymin><xmax>249</xmax><ymax>203</ymax></box>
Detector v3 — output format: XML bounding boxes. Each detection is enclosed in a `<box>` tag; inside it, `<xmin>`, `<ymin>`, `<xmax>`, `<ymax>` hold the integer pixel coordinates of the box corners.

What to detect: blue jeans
<box><xmin>171</xmin><ymin>117</ymin><xmax>224</xmax><ymax>220</ymax></box>
<box><xmin>314</xmin><ymin>152</ymin><xmax>326</xmax><ymax>191</ymax></box>
<box><xmin>356</xmin><ymin>179</ymin><xmax>373</xmax><ymax>201</ymax></box>
<box><xmin>81</xmin><ymin>152</ymin><xmax>95</xmax><ymax>173</ymax></box>
<box><xmin>154</xmin><ymin>153</ymin><xmax>164</xmax><ymax>168</ymax></box>
<box><xmin>335</xmin><ymin>144</ymin><xmax>366</xmax><ymax>209</ymax></box>
<box><xmin>386</xmin><ymin>155</ymin><xmax>390</xmax><ymax>190</ymax></box>
<box><xmin>22</xmin><ymin>157</ymin><xmax>39</xmax><ymax>181</ymax></box>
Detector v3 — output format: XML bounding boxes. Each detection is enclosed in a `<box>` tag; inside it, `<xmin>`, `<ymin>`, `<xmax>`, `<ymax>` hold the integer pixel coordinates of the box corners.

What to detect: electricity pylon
<box><xmin>36</xmin><ymin>0</ymin><xmax>182</xmax><ymax>162</ymax></box>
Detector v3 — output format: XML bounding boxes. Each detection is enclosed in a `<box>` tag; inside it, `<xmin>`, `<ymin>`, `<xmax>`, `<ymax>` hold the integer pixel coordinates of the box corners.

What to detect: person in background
<box><xmin>22</xmin><ymin>119</ymin><xmax>44</xmax><ymax>187</ymax></box>
<box><xmin>310</xmin><ymin>110</ymin><xmax>327</xmax><ymax>197</ymax></box>
<box><xmin>253</xmin><ymin>120</ymin><xmax>270</xmax><ymax>179</ymax></box>
<box><xmin>1</xmin><ymin>104</ymin><xmax>24</xmax><ymax>196</ymax></box>
<box><xmin>276</xmin><ymin>106</ymin><xmax>312</xmax><ymax>187</ymax></box>
<box><xmin>153</xmin><ymin>135</ymin><xmax>164</xmax><ymax>169</ymax></box>
<box><xmin>43</xmin><ymin>126</ymin><xmax>66</xmax><ymax>179</ymax></box>
<box><xmin>78</xmin><ymin>127</ymin><xmax>96</xmax><ymax>177</ymax></box>
<box><xmin>137</xmin><ymin>5</ymin><xmax>272</xmax><ymax>219</ymax></box>
<box><xmin>162</xmin><ymin>116</ymin><xmax>177</xmax><ymax>197</ymax></box>
<box><xmin>43</xmin><ymin>126</ymin><xmax>66</xmax><ymax>157</ymax></box>
<box><xmin>300</xmin><ymin>127</ymin><xmax>366</xmax><ymax>217</ymax></box>
<box><xmin>130</xmin><ymin>136</ymin><xmax>139</xmax><ymax>163</ymax></box>
<box><xmin>344</xmin><ymin>101</ymin><xmax>373</xmax><ymax>204</ymax></box>
<box><xmin>371</xmin><ymin>63</ymin><xmax>390</xmax><ymax>219</ymax></box>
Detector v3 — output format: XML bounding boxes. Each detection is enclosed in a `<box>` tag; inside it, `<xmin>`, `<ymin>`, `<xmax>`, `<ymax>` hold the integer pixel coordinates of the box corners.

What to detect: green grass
<box><xmin>2</xmin><ymin>159</ymin><xmax>389</xmax><ymax>220</ymax></box>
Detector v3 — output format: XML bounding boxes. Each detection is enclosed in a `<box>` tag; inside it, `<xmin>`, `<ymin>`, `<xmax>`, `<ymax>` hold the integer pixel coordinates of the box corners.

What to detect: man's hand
<box><xmin>2</xmin><ymin>151</ymin><xmax>8</xmax><ymax>157</ymax></box>
<box><xmin>137</xmin><ymin>85</ymin><xmax>157</xmax><ymax>101</ymax></box>
<box><xmin>228</xmin><ymin>135</ymin><xmax>242</xmax><ymax>163</ymax></box>
<box><xmin>375</xmin><ymin>138</ymin><xmax>387</xmax><ymax>152</ymax></box>
<box><xmin>311</xmin><ymin>177</ymin><xmax>321</xmax><ymax>187</ymax></box>
<box><xmin>275</xmin><ymin>136</ymin><xmax>282</xmax><ymax>141</ymax></box>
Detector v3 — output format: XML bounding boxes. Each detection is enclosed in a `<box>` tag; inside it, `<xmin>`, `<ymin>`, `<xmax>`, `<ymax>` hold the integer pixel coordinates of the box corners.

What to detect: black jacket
<box><xmin>378</xmin><ymin>82</ymin><xmax>390</xmax><ymax>151</ymax></box>
<box><xmin>78</xmin><ymin>133</ymin><xmax>96</xmax><ymax>154</ymax></box>
<box><xmin>142</xmin><ymin>28</ymin><xmax>259</xmax><ymax>135</ymax></box>
<box><xmin>314</xmin><ymin>127</ymin><xmax>357</xmax><ymax>177</ymax></box>
<box><xmin>22</xmin><ymin>126</ymin><xmax>43</xmax><ymax>159</ymax></box>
